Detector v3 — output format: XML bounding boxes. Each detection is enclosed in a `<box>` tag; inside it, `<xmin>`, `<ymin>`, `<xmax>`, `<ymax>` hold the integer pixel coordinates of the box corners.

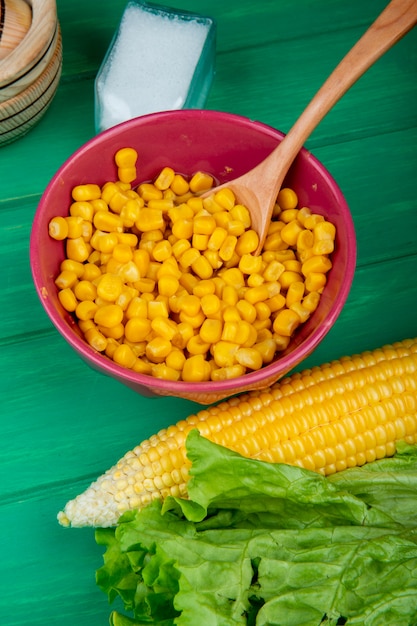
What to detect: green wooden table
<box><xmin>1</xmin><ymin>0</ymin><xmax>416</xmax><ymax>623</ymax></box>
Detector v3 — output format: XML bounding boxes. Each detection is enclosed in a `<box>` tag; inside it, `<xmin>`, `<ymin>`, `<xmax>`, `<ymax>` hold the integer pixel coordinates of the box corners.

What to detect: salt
<box><xmin>95</xmin><ymin>1</ymin><xmax>216</xmax><ymax>132</ymax></box>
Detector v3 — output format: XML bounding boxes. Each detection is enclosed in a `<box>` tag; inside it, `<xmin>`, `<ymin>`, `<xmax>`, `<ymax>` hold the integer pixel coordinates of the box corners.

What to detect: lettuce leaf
<box><xmin>96</xmin><ymin>431</ymin><xmax>417</xmax><ymax>625</ymax></box>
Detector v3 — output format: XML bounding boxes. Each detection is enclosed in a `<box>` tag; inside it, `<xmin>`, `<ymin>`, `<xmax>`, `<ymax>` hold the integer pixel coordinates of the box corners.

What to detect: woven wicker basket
<box><xmin>0</xmin><ymin>0</ymin><xmax>62</xmax><ymax>146</ymax></box>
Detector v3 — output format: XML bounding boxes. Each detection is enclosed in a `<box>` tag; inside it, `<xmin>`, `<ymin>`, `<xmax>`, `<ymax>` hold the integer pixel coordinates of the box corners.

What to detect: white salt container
<box><xmin>95</xmin><ymin>0</ymin><xmax>216</xmax><ymax>133</ymax></box>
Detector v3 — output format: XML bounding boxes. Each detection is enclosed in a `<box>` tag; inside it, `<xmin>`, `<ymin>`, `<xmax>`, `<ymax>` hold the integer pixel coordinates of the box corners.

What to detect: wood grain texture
<box><xmin>1</xmin><ymin>0</ymin><xmax>416</xmax><ymax>623</ymax></box>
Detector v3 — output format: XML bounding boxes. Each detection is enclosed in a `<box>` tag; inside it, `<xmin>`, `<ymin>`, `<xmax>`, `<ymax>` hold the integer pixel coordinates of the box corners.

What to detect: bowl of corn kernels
<box><xmin>30</xmin><ymin>109</ymin><xmax>356</xmax><ymax>404</ymax></box>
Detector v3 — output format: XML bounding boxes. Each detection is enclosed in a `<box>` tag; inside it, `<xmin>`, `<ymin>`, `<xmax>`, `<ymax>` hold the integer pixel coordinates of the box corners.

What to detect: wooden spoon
<box><xmin>206</xmin><ymin>0</ymin><xmax>417</xmax><ymax>254</ymax></box>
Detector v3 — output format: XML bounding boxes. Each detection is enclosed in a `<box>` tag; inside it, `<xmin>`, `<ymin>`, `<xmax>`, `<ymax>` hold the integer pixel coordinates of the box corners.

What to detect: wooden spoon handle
<box><xmin>261</xmin><ymin>0</ymin><xmax>417</xmax><ymax>183</ymax></box>
<box><xmin>272</xmin><ymin>0</ymin><xmax>417</xmax><ymax>172</ymax></box>
<box><xmin>276</xmin><ymin>0</ymin><xmax>417</xmax><ymax>163</ymax></box>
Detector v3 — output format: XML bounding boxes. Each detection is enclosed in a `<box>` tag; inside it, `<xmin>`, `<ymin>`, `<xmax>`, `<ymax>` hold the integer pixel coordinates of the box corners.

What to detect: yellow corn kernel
<box><xmin>199</xmin><ymin>318</ymin><xmax>223</xmax><ymax>344</ymax></box>
<box><xmin>116</xmin><ymin>286</ymin><xmax>138</xmax><ymax>311</ymax></box>
<box><xmin>214</xmin><ymin>188</ymin><xmax>235</xmax><ymax>211</ymax></box>
<box><xmin>118</xmin><ymin>167</ymin><xmax>137</xmax><ymax>184</ymax></box>
<box><xmin>81</xmin><ymin>263</ymin><xmax>101</xmax><ymax>282</ymax></box>
<box><xmin>273</xmin><ymin>333</ymin><xmax>291</xmax><ymax>351</ymax></box>
<box><xmin>193</xmin><ymin>279</ymin><xmax>215</xmax><ymax>298</ymax></box>
<box><xmin>273</xmin><ymin>308</ymin><xmax>301</xmax><ymax>336</ymax></box>
<box><xmin>165</xmin><ymin>348</ymin><xmax>186</xmax><ymax>371</ymax></box>
<box><xmin>194</xmin><ymin>215</ymin><xmax>217</xmax><ymax>235</ymax></box>
<box><xmin>219</xmin><ymin>235</ymin><xmax>237</xmax><ymax>262</ymax></box>
<box><xmin>221</xmin><ymin>321</ymin><xmax>240</xmax><ymax>343</ymax></box>
<box><xmin>134</xmin><ymin>277</ymin><xmax>156</xmax><ymax>294</ymax></box>
<box><xmin>91</xmin><ymin>231</ymin><xmax>119</xmax><ymax>254</ymax></box>
<box><xmin>230</xmin><ymin>204</ymin><xmax>251</xmax><ymax>229</ymax></box>
<box><xmin>65</xmin><ymin>216</ymin><xmax>84</xmax><ymax>239</ymax></box>
<box><xmin>222</xmin><ymin>306</ymin><xmax>241</xmax><ymax>323</ymax></box>
<box><xmin>58</xmin><ymin>288</ymin><xmax>78</xmax><ymax>312</ymax></box>
<box><xmin>181</xmin><ymin>354</ymin><xmax>211</xmax><ymax>382</ymax></box>
<box><xmin>288</xmin><ymin>301</ymin><xmax>310</xmax><ymax>323</ymax></box>
<box><xmin>78</xmin><ymin>319</ymin><xmax>95</xmax><ymax>334</ymax></box>
<box><xmin>279</xmin><ymin>270</ymin><xmax>303</xmax><ymax>290</ymax></box>
<box><xmin>263</xmin><ymin>260</ymin><xmax>285</xmax><ymax>282</ymax></box>
<box><xmin>297</xmin><ymin>229</ymin><xmax>314</xmax><ymax>253</ymax></box>
<box><xmin>304</xmin><ymin>213</ymin><xmax>325</xmax><ymax>230</ymax></box>
<box><xmin>84</xmin><ymin>326</ymin><xmax>108</xmax><ymax>352</ymax></box>
<box><xmin>191</xmin><ymin>255</ymin><xmax>213</xmax><ymax>280</ymax></box>
<box><xmin>203</xmin><ymin>249</ymin><xmax>222</xmax><ymax>270</ymax></box>
<box><xmin>132</xmin><ymin>249</ymin><xmax>150</xmax><ymax>277</ymax></box>
<box><xmin>227</xmin><ymin>218</ymin><xmax>247</xmax><ymax>236</ymax></box>
<box><xmin>59</xmin><ymin>260</ymin><xmax>83</xmax><ymax>279</ymax></box>
<box><xmin>234</xmin><ymin>299</ymin><xmax>256</xmax><ymax>324</ymax></box>
<box><xmin>66</xmin><ymin>237</ymin><xmax>90</xmax><ymax>262</ymax></box>
<box><xmin>55</xmin><ymin>269</ymin><xmax>78</xmax><ymax>290</ymax></box>
<box><xmin>305</xmin><ymin>272</ymin><xmax>327</xmax><ymax>293</ymax></box>
<box><xmin>177</xmin><ymin>294</ymin><xmax>200</xmax><ymax>317</ymax></box>
<box><xmin>177</xmin><ymin>246</ymin><xmax>198</xmax><ymax>269</ymax></box>
<box><xmin>171</xmin><ymin>321</ymin><xmax>194</xmax><ymax>350</ymax></box>
<box><xmin>277</xmin><ymin>187</ymin><xmax>298</xmax><ymax>210</ymax></box>
<box><xmin>211</xmin><ymin>364</ymin><xmax>246</xmax><ymax>381</ymax></box>
<box><xmin>189</xmin><ymin>172</ymin><xmax>214</xmax><ymax>193</ymax></box>
<box><xmin>135</xmin><ymin>209</ymin><xmax>164</xmax><ymax>232</ymax></box>
<box><xmin>72</xmin><ymin>184</ymin><xmax>101</xmax><ymax>202</ymax></box>
<box><xmin>266</xmin><ymin>293</ymin><xmax>286</xmax><ymax>313</ymax></box>
<box><xmin>76</xmin><ymin>299</ymin><xmax>98</xmax><ymax>321</ymax></box>
<box><xmin>303</xmin><ymin>291</ymin><xmax>321</xmax><ymax>313</ymax></box>
<box><xmin>213</xmin><ymin>210</ymin><xmax>231</xmax><ymax>230</ymax></box>
<box><xmin>212</xmin><ymin>341</ymin><xmax>239</xmax><ymax>368</ymax></box>
<box><xmin>96</xmin><ymin>274</ymin><xmax>123</xmax><ymax>302</ymax></box>
<box><xmin>170</xmin><ymin>174</ymin><xmax>189</xmax><ymax>196</ymax></box>
<box><xmin>104</xmin><ymin>338</ymin><xmax>119</xmax><ymax>360</ymax></box>
<box><xmin>146</xmin><ymin>337</ymin><xmax>172</xmax><ymax>363</ymax></box>
<box><xmin>115</xmin><ymin>147</ymin><xmax>137</xmax><ymax>169</ymax></box>
<box><xmin>111</xmin><ymin>344</ymin><xmax>136</xmax><ymax>369</ymax></box>
<box><xmin>221</xmin><ymin>285</ymin><xmax>238</xmax><ymax>307</ymax></box>
<box><xmin>151</xmin><ymin>316</ymin><xmax>177</xmax><ymax>342</ymax></box>
<box><xmin>153</xmin><ymin>167</ymin><xmax>175</xmax><ymax>191</ymax></box>
<box><xmin>151</xmin><ymin>363</ymin><xmax>180</xmax><ymax>381</ymax></box>
<box><xmin>179</xmin><ymin>273</ymin><xmax>199</xmax><ymax>294</ymax></box>
<box><xmin>98</xmin><ymin>321</ymin><xmax>124</xmax><ymax>339</ymax></box>
<box><xmin>151</xmin><ymin>240</ymin><xmax>171</xmax><ymax>262</ymax></box>
<box><xmin>302</xmin><ymin>255</ymin><xmax>332</xmax><ymax>276</ymax></box>
<box><xmin>286</xmin><ymin>281</ymin><xmax>305</xmax><ymax>307</ymax></box>
<box><xmin>235</xmin><ymin>230</ymin><xmax>258</xmax><ymax>256</ymax></box>
<box><xmin>207</xmin><ymin>227</ymin><xmax>228</xmax><ymax>251</ymax></box>
<box><xmin>126</xmin><ymin>296</ymin><xmax>148</xmax><ymax>319</ymax></box>
<box><xmin>238</xmin><ymin>253</ymin><xmax>263</xmax><ymax>275</ymax></box>
<box><xmin>112</xmin><ymin>243</ymin><xmax>133</xmax><ymax>264</ymax></box>
<box><xmin>254</xmin><ymin>338</ymin><xmax>276</xmax><ymax>364</ymax></box>
<box><xmin>191</xmin><ymin>233</ymin><xmax>208</xmax><ymax>251</ymax></box>
<box><xmin>279</xmin><ymin>209</ymin><xmax>299</xmax><ymax>224</ymax></box>
<box><xmin>94</xmin><ymin>304</ymin><xmax>124</xmax><ymax>328</ymax></box>
<box><xmin>172</xmin><ymin>219</ymin><xmax>193</xmax><ymax>240</ymax></box>
<box><xmin>186</xmin><ymin>334</ymin><xmax>210</xmax><ymax>356</ymax></box>
<box><xmin>124</xmin><ymin>317</ymin><xmax>152</xmax><ymax>342</ymax></box>
<box><xmin>247</xmin><ymin>273</ymin><xmax>264</xmax><ymax>288</ymax></box>
<box><xmin>172</xmin><ymin>238</ymin><xmax>191</xmax><ymax>260</ymax></box>
<box><xmin>131</xmin><ymin>358</ymin><xmax>152</xmax><ymax>375</ymax></box>
<box><xmin>147</xmin><ymin>299</ymin><xmax>169</xmax><ymax>320</ymax></box>
<box><xmin>109</xmin><ymin>189</ymin><xmax>130</xmax><ymax>214</ymax></box>
<box><xmin>74</xmin><ymin>280</ymin><xmax>97</xmax><ymax>302</ymax></box>
<box><xmin>200</xmin><ymin>293</ymin><xmax>221</xmax><ymax>317</ymax></box>
<box><xmin>244</xmin><ymin>284</ymin><xmax>270</xmax><ymax>305</ymax></box>
<box><xmin>147</xmin><ymin>199</ymin><xmax>174</xmax><ymax>212</ymax></box>
<box><xmin>157</xmin><ymin>275</ymin><xmax>179</xmax><ymax>298</ymax></box>
<box><xmin>120</xmin><ymin>199</ymin><xmax>142</xmax><ymax>227</ymax></box>
<box><xmin>280</xmin><ymin>220</ymin><xmax>304</xmax><ymax>246</ymax></box>
<box><xmin>70</xmin><ymin>201</ymin><xmax>94</xmax><ymax>221</ymax></box>
<box><xmin>235</xmin><ymin>347</ymin><xmax>263</xmax><ymax>371</ymax></box>
<box><xmin>263</xmin><ymin>231</ymin><xmax>287</xmax><ymax>252</ymax></box>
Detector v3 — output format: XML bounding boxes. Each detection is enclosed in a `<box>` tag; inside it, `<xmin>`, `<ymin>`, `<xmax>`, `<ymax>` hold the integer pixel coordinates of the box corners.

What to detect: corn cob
<box><xmin>58</xmin><ymin>337</ymin><xmax>417</xmax><ymax>528</ymax></box>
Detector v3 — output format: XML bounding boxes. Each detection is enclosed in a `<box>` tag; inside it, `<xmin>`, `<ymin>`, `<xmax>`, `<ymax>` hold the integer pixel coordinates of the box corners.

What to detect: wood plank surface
<box><xmin>1</xmin><ymin>0</ymin><xmax>416</xmax><ymax>623</ymax></box>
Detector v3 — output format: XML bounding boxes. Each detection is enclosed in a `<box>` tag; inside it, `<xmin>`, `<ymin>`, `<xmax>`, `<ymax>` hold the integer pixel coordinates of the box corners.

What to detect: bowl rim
<box><xmin>30</xmin><ymin>109</ymin><xmax>357</xmax><ymax>396</ymax></box>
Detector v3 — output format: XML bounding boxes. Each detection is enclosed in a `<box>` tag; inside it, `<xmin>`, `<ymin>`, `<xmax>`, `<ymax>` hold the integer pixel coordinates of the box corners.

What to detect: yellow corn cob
<box><xmin>58</xmin><ymin>338</ymin><xmax>417</xmax><ymax>528</ymax></box>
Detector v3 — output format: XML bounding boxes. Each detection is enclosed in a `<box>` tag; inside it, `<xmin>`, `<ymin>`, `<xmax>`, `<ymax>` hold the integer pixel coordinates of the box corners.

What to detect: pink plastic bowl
<box><xmin>30</xmin><ymin>110</ymin><xmax>356</xmax><ymax>404</ymax></box>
